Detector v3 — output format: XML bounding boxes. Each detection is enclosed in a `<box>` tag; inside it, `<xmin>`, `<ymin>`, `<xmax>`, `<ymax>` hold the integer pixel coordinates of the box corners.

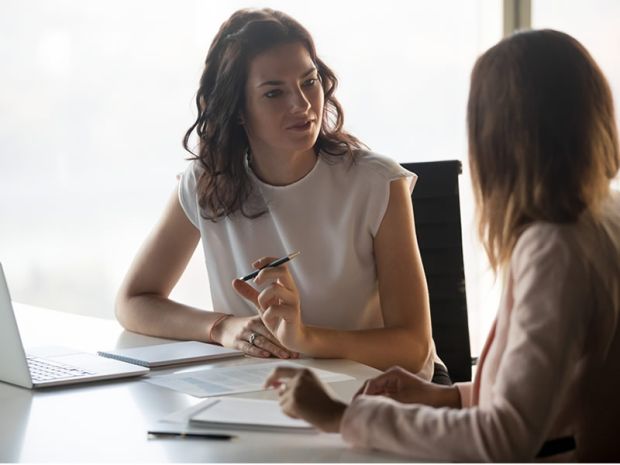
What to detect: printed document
<box><xmin>189</xmin><ymin>397</ymin><xmax>315</xmax><ymax>432</ymax></box>
<box><xmin>145</xmin><ymin>360</ymin><xmax>353</xmax><ymax>397</ymax></box>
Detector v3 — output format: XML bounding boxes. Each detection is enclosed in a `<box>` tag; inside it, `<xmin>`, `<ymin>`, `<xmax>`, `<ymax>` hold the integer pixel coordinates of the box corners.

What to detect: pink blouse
<box><xmin>340</xmin><ymin>194</ymin><xmax>620</xmax><ymax>461</ymax></box>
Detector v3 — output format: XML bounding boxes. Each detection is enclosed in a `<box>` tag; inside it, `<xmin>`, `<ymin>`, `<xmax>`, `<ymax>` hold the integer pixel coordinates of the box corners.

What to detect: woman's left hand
<box><xmin>264</xmin><ymin>366</ymin><xmax>347</xmax><ymax>433</ymax></box>
<box><xmin>232</xmin><ymin>256</ymin><xmax>308</xmax><ymax>352</ymax></box>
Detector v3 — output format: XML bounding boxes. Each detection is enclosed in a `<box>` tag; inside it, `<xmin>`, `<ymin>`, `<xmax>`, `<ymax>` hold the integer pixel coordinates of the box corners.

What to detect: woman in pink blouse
<box><xmin>265</xmin><ymin>30</ymin><xmax>620</xmax><ymax>461</ymax></box>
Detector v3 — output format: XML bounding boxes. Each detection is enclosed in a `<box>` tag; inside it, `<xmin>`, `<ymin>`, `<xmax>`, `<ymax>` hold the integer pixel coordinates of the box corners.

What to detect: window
<box><xmin>1</xmin><ymin>1</ymin><xmax>502</xmax><ymax>355</ymax></box>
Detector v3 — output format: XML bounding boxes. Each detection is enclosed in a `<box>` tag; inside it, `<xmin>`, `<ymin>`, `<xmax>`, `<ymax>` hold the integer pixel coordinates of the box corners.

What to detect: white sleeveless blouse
<box><xmin>179</xmin><ymin>150</ymin><xmax>418</xmax><ymax>331</ymax></box>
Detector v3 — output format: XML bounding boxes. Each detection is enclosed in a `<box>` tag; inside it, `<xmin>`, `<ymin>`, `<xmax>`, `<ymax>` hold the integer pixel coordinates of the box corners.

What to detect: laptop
<box><xmin>0</xmin><ymin>263</ymin><xmax>149</xmax><ymax>388</ymax></box>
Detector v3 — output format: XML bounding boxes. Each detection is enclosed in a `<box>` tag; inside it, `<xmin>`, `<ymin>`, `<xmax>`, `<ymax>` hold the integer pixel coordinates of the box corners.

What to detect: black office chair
<box><xmin>401</xmin><ymin>160</ymin><xmax>472</xmax><ymax>382</ymax></box>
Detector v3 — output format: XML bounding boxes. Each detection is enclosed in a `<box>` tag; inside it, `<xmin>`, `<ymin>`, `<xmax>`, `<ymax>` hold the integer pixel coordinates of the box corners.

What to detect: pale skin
<box><xmin>264</xmin><ymin>366</ymin><xmax>462</xmax><ymax>433</ymax></box>
<box><xmin>116</xmin><ymin>41</ymin><xmax>432</xmax><ymax>372</ymax></box>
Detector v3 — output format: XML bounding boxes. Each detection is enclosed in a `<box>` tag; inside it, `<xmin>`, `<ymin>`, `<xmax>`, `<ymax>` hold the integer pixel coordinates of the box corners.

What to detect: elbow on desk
<box><xmin>114</xmin><ymin>289</ymin><xmax>172</xmax><ymax>337</ymax></box>
<box><xmin>371</xmin><ymin>331</ymin><xmax>433</xmax><ymax>375</ymax></box>
<box><xmin>401</xmin><ymin>337</ymin><xmax>434</xmax><ymax>376</ymax></box>
<box><xmin>114</xmin><ymin>290</ymin><xmax>140</xmax><ymax>333</ymax></box>
<box><xmin>114</xmin><ymin>292</ymin><xmax>131</xmax><ymax>330</ymax></box>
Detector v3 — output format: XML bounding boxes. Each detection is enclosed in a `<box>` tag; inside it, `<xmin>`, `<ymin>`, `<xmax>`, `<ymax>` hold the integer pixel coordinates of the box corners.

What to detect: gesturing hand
<box><xmin>264</xmin><ymin>366</ymin><xmax>347</xmax><ymax>433</ymax></box>
<box><xmin>232</xmin><ymin>256</ymin><xmax>308</xmax><ymax>353</ymax></box>
<box><xmin>211</xmin><ymin>315</ymin><xmax>297</xmax><ymax>359</ymax></box>
<box><xmin>354</xmin><ymin>366</ymin><xmax>461</xmax><ymax>408</ymax></box>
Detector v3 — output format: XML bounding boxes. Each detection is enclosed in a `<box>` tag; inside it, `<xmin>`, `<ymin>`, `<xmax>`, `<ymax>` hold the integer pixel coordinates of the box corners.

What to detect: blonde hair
<box><xmin>467</xmin><ymin>29</ymin><xmax>620</xmax><ymax>271</ymax></box>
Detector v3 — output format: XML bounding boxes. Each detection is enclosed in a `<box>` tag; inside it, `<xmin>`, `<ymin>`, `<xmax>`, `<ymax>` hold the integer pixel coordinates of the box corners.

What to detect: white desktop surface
<box><xmin>0</xmin><ymin>303</ymin><xmax>406</xmax><ymax>462</ymax></box>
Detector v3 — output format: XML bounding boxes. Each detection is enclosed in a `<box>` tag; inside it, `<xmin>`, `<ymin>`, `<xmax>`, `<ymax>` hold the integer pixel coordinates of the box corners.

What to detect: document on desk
<box><xmin>189</xmin><ymin>397</ymin><xmax>316</xmax><ymax>433</ymax></box>
<box><xmin>145</xmin><ymin>360</ymin><xmax>353</xmax><ymax>397</ymax></box>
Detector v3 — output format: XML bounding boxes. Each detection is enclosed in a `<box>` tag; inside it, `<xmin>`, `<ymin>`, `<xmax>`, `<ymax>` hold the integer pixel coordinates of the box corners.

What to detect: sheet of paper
<box><xmin>145</xmin><ymin>360</ymin><xmax>353</xmax><ymax>397</ymax></box>
<box><xmin>189</xmin><ymin>397</ymin><xmax>315</xmax><ymax>432</ymax></box>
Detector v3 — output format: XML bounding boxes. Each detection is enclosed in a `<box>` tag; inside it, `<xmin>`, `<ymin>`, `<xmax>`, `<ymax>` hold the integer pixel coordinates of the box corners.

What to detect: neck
<box><xmin>248</xmin><ymin>147</ymin><xmax>317</xmax><ymax>186</ymax></box>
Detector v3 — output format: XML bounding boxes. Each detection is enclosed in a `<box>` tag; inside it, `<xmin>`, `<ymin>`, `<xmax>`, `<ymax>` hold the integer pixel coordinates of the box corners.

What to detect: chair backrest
<box><xmin>401</xmin><ymin>160</ymin><xmax>472</xmax><ymax>382</ymax></box>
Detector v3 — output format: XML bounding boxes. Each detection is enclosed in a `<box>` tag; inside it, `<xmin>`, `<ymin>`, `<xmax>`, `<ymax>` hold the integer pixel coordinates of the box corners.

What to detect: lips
<box><xmin>286</xmin><ymin>119</ymin><xmax>314</xmax><ymax>130</ymax></box>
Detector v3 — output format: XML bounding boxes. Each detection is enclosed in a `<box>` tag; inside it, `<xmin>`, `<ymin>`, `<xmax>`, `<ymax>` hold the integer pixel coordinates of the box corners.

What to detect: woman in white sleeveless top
<box><xmin>115</xmin><ymin>8</ymin><xmax>441</xmax><ymax>379</ymax></box>
<box><xmin>264</xmin><ymin>30</ymin><xmax>620</xmax><ymax>461</ymax></box>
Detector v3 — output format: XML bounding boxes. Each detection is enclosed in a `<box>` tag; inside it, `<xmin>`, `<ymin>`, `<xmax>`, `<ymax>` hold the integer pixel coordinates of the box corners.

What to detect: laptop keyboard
<box><xmin>27</xmin><ymin>356</ymin><xmax>94</xmax><ymax>382</ymax></box>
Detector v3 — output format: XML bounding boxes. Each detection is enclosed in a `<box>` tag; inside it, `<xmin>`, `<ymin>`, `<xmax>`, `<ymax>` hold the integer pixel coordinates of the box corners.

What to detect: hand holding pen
<box><xmin>239</xmin><ymin>251</ymin><xmax>301</xmax><ymax>281</ymax></box>
<box><xmin>207</xmin><ymin>252</ymin><xmax>302</xmax><ymax>359</ymax></box>
<box><xmin>232</xmin><ymin>251</ymin><xmax>307</xmax><ymax>353</ymax></box>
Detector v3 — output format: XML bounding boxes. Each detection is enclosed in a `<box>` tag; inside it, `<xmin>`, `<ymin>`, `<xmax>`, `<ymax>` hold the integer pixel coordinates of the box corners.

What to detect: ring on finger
<box><xmin>248</xmin><ymin>332</ymin><xmax>258</xmax><ymax>345</ymax></box>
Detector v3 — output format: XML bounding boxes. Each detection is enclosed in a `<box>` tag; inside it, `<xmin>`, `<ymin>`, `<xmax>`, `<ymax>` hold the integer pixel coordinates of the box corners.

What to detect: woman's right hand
<box><xmin>354</xmin><ymin>366</ymin><xmax>461</xmax><ymax>408</ymax></box>
<box><xmin>210</xmin><ymin>315</ymin><xmax>298</xmax><ymax>359</ymax></box>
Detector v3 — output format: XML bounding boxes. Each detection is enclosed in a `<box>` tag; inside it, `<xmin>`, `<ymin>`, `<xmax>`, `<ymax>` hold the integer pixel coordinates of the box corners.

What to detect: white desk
<box><xmin>0</xmin><ymin>303</ymin><xmax>406</xmax><ymax>462</ymax></box>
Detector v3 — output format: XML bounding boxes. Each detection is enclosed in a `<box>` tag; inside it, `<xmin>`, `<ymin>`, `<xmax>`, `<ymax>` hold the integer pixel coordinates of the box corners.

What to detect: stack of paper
<box><xmin>189</xmin><ymin>397</ymin><xmax>315</xmax><ymax>433</ymax></box>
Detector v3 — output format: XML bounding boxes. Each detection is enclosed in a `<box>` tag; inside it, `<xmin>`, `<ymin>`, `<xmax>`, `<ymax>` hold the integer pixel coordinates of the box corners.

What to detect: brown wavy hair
<box><xmin>183</xmin><ymin>8</ymin><xmax>362</xmax><ymax>221</ymax></box>
<box><xmin>467</xmin><ymin>29</ymin><xmax>619</xmax><ymax>271</ymax></box>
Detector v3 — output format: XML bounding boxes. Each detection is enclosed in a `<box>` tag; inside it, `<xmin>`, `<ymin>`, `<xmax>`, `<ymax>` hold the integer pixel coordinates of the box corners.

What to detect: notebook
<box><xmin>0</xmin><ymin>263</ymin><xmax>149</xmax><ymax>389</ymax></box>
<box><xmin>97</xmin><ymin>341</ymin><xmax>242</xmax><ymax>368</ymax></box>
<box><xmin>189</xmin><ymin>397</ymin><xmax>316</xmax><ymax>433</ymax></box>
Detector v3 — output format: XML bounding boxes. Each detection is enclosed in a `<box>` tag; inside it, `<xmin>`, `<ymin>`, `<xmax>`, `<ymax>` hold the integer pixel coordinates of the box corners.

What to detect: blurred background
<box><xmin>1</xmin><ymin>0</ymin><xmax>618</xmax><ymax>355</ymax></box>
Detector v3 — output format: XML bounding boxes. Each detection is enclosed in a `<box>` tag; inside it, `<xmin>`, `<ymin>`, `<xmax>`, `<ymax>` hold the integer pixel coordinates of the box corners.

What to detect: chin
<box><xmin>285</xmin><ymin>137</ymin><xmax>318</xmax><ymax>153</ymax></box>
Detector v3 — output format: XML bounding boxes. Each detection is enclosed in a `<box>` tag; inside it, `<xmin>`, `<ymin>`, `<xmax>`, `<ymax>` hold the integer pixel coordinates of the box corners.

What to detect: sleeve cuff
<box><xmin>340</xmin><ymin>396</ymin><xmax>373</xmax><ymax>448</ymax></box>
<box><xmin>455</xmin><ymin>382</ymin><xmax>473</xmax><ymax>408</ymax></box>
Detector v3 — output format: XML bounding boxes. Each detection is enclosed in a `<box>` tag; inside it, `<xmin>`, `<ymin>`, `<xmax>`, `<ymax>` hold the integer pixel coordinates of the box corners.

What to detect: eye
<box><xmin>264</xmin><ymin>89</ymin><xmax>283</xmax><ymax>98</ymax></box>
<box><xmin>302</xmin><ymin>77</ymin><xmax>318</xmax><ymax>87</ymax></box>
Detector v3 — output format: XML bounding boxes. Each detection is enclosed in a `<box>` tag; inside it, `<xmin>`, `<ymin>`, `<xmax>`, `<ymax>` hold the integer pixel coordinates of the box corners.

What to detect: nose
<box><xmin>289</xmin><ymin>87</ymin><xmax>311</xmax><ymax>114</ymax></box>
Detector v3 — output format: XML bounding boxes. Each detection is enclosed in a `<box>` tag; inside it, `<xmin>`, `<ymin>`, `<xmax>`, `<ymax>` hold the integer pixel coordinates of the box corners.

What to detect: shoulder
<box><xmin>177</xmin><ymin>159</ymin><xmax>207</xmax><ymax>227</ymax></box>
<box><xmin>514</xmin><ymin>194</ymin><xmax>620</xmax><ymax>281</ymax></box>
<box><xmin>324</xmin><ymin>149</ymin><xmax>416</xmax><ymax>186</ymax></box>
<box><xmin>183</xmin><ymin>158</ymin><xmax>205</xmax><ymax>179</ymax></box>
<box><xmin>511</xmin><ymin>221</ymin><xmax>586</xmax><ymax>279</ymax></box>
<box><xmin>178</xmin><ymin>159</ymin><xmax>205</xmax><ymax>191</ymax></box>
<box><xmin>352</xmin><ymin>149</ymin><xmax>415</xmax><ymax>181</ymax></box>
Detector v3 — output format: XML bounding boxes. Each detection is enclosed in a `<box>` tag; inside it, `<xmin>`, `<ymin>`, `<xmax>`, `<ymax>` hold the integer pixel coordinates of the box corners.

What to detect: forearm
<box><xmin>115</xmin><ymin>293</ymin><xmax>224</xmax><ymax>342</ymax></box>
<box><xmin>301</xmin><ymin>326</ymin><xmax>431</xmax><ymax>373</ymax></box>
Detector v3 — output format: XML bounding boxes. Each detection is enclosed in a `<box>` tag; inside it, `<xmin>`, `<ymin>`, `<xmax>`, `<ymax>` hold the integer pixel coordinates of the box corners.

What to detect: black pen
<box><xmin>147</xmin><ymin>430</ymin><xmax>235</xmax><ymax>440</ymax></box>
<box><xmin>239</xmin><ymin>251</ymin><xmax>301</xmax><ymax>281</ymax></box>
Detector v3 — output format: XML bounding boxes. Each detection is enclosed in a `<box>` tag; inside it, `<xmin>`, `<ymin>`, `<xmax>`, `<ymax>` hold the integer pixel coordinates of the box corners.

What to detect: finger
<box><xmin>370</xmin><ymin>374</ymin><xmax>403</xmax><ymax>397</ymax></box>
<box><xmin>232</xmin><ymin>278</ymin><xmax>260</xmax><ymax>307</ymax></box>
<box><xmin>362</xmin><ymin>379</ymin><xmax>385</xmax><ymax>396</ymax></box>
<box><xmin>247</xmin><ymin>332</ymin><xmax>291</xmax><ymax>359</ymax></box>
<box><xmin>263</xmin><ymin>366</ymin><xmax>303</xmax><ymax>388</ymax></box>
<box><xmin>361</xmin><ymin>374</ymin><xmax>393</xmax><ymax>396</ymax></box>
<box><xmin>252</xmin><ymin>256</ymin><xmax>279</xmax><ymax>269</ymax></box>
<box><xmin>262</xmin><ymin>303</ymin><xmax>294</xmax><ymax>320</ymax></box>
<box><xmin>246</xmin><ymin>318</ymin><xmax>299</xmax><ymax>358</ymax></box>
<box><xmin>388</xmin><ymin>365</ymin><xmax>410</xmax><ymax>376</ymax></box>
<box><xmin>278</xmin><ymin>389</ymin><xmax>300</xmax><ymax>419</ymax></box>
<box><xmin>257</xmin><ymin>285</ymin><xmax>296</xmax><ymax>312</ymax></box>
<box><xmin>237</xmin><ymin>340</ymin><xmax>272</xmax><ymax>358</ymax></box>
<box><xmin>246</xmin><ymin>317</ymin><xmax>281</xmax><ymax>344</ymax></box>
<box><xmin>280</xmin><ymin>398</ymin><xmax>300</xmax><ymax>419</ymax></box>
<box><xmin>353</xmin><ymin>380</ymin><xmax>369</xmax><ymax>399</ymax></box>
<box><xmin>254</xmin><ymin>265</ymin><xmax>296</xmax><ymax>291</ymax></box>
<box><xmin>261</xmin><ymin>304</ymin><xmax>295</xmax><ymax>329</ymax></box>
<box><xmin>248</xmin><ymin>326</ymin><xmax>286</xmax><ymax>351</ymax></box>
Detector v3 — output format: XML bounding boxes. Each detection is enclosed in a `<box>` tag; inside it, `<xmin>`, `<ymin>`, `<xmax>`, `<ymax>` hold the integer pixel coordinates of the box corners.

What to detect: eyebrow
<box><xmin>257</xmin><ymin>67</ymin><xmax>317</xmax><ymax>87</ymax></box>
